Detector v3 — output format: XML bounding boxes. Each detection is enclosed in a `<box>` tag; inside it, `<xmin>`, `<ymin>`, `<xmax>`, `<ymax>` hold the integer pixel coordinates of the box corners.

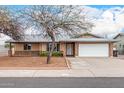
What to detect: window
<box><xmin>47</xmin><ymin>43</ymin><xmax>60</xmax><ymax>51</ymax></box>
<box><xmin>120</xmin><ymin>44</ymin><xmax>122</xmax><ymax>48</ymax></box>
<box><xmin>55</xmin><ymin>43</ymin><xmax>60</xmax><ymax>51</ymax></box>
<box><xmin>24</xmin><ymin>43</ymin><xmax>32</xmax><ymax>50</ymax></box>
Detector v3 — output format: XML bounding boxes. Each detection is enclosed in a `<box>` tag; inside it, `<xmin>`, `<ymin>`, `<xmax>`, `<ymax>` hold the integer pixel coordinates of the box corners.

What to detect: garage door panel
<box><xmin>78</xmin><ymin>44</ymin><xmax>109</xmax><ymax>57</ymax></box>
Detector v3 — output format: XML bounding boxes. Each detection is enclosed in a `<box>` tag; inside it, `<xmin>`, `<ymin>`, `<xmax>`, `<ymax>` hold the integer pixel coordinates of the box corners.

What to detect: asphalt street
<box><xmin>0</xmin><ymin>77</ymin><xmax>124</xmax><ymax>88</ymax></box>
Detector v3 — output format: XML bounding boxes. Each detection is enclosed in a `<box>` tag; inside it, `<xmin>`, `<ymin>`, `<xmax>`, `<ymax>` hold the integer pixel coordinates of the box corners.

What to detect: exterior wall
<box><xmin>14</xmin><ymin>43</ymin><xmax>40</xmax><ymax>51</ymax></box>
<box><xmin>109</xmin><ymin>42</ymin><xmax>113</xmax><ymax>57</ymax></box>
<box><xmin>39</xmin><ymin>43</ymin><xmax>42</xmax><ymax>51</ymax></box>
<box><xmin>14</xmin><ymin>43</ymin><xmax>24</xmax><ymax>51</ymax></box>
<box><xmin>41</xmin><ymin>43</ymin><xmax>47</xmax><ymax>51</ymax></box>
<box><xmin>114</xmin><ymin>35</ymin><xmax>124</xmax><ymax>55</ymax></box>
<box><xmin>31</xmin><ymin>43</ymin><xmax>39</xmax><ymax>51</ymax></box>
<box><xmin>12</xmin><ymin>47</ymin><xmax>15</xmax><ymax>55</ymax></box>
<box><xmin>75</xmin><ymin>42</ymin><xmax>79</xmax><ymax>57</ymax></box>
<box><xmin>38</xmin><ymin>43</ymin><xmax>47</xmax><ymax>51</ymax></box>
<box><xmin>60</xmin><ymin>43</ymin><xmax>66</xmax><ymax>56</ymax></box>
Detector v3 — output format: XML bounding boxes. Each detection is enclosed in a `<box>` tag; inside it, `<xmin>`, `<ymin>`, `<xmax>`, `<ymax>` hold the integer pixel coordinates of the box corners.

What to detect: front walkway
<box><xmin>68</xmin><ymin>58</ymin><xmax>90</xmax><ymax>69</ymax></box>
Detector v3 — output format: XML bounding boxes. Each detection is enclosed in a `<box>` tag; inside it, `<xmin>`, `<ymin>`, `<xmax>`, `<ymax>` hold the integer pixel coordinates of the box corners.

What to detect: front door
<box><xmin>66</xmin><ymin>43</ymin><xmax>74</xmax><ymax>56</ymax></box>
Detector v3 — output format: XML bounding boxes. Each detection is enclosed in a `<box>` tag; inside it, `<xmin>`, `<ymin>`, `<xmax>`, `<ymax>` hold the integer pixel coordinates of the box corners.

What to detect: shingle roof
<box><xmin>6</xmin><ymin>37</ymin><xmax>118</xmax><ymax>43</ymax></box>
<box><xmin>6</xmin><ymin>34</ymin><xmax>60</xmax><ymax>43</ymax></box>
<box><xmin>5</xmin><ymin>32</ymin><xmax>119</xmax><ymax>43</ymax></box>
<box><xmin>60</xmin><ymin>38</ymin><xmax>118</xmax><ymax>43</ymax></box>
<box><xmin>113</xmin><ymin>32</ymin><xmax>124</xmax><ymax>39</ymax></box>
<box><xmin>72</xmin><ymin>32</ymin><xmax>102</xmax><ymax>38</ymax></box>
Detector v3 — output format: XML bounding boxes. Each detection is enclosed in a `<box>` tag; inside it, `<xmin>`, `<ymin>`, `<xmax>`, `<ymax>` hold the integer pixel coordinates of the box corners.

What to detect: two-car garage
<box><xmin>78</xmin><ymin>43</ymin><xmax>109</xmax><ymax>57</ymax></box>
<box><xmin>60</xmin><ymin>36</ymin><xmax>116</xmax><ymax>57</ymax></box>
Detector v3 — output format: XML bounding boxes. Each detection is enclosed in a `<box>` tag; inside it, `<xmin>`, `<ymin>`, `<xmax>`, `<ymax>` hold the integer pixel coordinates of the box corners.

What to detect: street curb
<box><xmin>0</xmin><ymin>67</ymin><xmax>68</xmax><ymax>70</ymax></box>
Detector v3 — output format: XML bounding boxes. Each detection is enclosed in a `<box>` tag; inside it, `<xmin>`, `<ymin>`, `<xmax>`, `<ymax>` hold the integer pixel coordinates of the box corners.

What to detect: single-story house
<box><xmin>6</xmin><ymin>33</ymin><xmax>117</xmax><ymax>57</ymax></box>
<box><xmin>113</xmin><ymin>32</ymin><xmax>124</xmax><ymax>55</ymax></box>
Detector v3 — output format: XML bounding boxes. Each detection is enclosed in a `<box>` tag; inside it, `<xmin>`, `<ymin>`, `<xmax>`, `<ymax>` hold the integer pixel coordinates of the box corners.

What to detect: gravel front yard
<box><xmin>0</xmin><ymin>57</ymin><xmax>67</xmax><ymax>68</ymax></box>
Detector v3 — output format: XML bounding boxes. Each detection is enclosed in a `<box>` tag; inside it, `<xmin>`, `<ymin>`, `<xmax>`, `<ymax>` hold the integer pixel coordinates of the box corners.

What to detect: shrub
<box><xmin>39</xmin><ymin>51</ymin><xmax>48</xmax><ymax>56</ymax></box>
<box><xmin>4</xmin><ymin>43</ymin><xmax>14</xmax><ymax>48</ymax></box>
<box><xmin>40</xmin><ymin>51</ymin><xmax>63</xmax><ymax>57</ymax></box>
<box><xmin>52</xmin><ymin>51</ymin><xmax>63</xmax><ymax>57</ymax></box>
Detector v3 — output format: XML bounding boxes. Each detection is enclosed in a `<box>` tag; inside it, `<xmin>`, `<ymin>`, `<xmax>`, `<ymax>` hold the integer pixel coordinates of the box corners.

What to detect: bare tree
<box><xmin>21</xmin><ymin>5</ymin><xmax>93</xmax><ymax>64</ymax></box>
<box><xmin>0</xmin><ymin>6</ymin><xmax>23</xmax><ymax>40</ymax></box>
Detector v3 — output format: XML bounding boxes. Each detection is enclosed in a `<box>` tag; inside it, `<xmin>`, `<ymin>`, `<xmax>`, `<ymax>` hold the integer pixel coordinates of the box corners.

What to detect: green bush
<box><xmin>39</xmin><ymin>51</ymin><xmax>48</xmax><ymax>56</ymax></box>
<box><xmin>4</xmin><ymin>43</ymin><xmax>14</xmax><ymax>48</ymax></box>
<box><xmin>52</xmin><ymin>51</ymin><xmax>63</xmax><ymax>57</ymax></box>
<box><xmin>40</xmin><ymin>51</ymin><xmax>63</xmax><ymax>57</ymax></box>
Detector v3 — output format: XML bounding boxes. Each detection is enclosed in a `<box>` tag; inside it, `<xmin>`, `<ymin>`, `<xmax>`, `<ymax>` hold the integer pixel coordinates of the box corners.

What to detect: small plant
<box><xmin>52</xmin><ymin>51</ymin><xmax>63</xmax><ymax>57</ymax></box>
<box><xmin>40</xmin><ymin>51</ymin><xmax>63</xmax><ymax>57</ymax></box>
<box><xmin>39</xmin><ymin>51</ymin><xmax>48</xmax><ymax>56</ymax></box>
<box><xmin>4</xmin><ymin>43</ymin><xmax>14</xmax><ymax>48</ymax></box>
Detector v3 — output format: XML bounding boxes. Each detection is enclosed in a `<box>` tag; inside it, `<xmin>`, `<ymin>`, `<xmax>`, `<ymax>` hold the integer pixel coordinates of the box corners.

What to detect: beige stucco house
<box><xmin>6</xmin><ymin>33</ymin><xmax>117</xmax><ymax>57</ymax></box>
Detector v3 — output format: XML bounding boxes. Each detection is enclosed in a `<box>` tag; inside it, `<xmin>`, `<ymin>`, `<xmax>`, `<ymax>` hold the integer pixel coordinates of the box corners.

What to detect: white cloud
<box><xmin>82</xmin><ymin>6</ymin><xmax>103</xmax><ymax>21</ymax></box>
<box><xmin>83</xmin><ymin>6</ymin><xmax>124</xmax><ymax>38</ymax></box>
<box><xmin>0</xmin><ymin>34</ymin><xmax>11</xmax><ymax>45</ymax></box>
<box><xmin>116</xmin><ymin>13</ymin><xmax>124</xmax><ymax>27</ymax></box>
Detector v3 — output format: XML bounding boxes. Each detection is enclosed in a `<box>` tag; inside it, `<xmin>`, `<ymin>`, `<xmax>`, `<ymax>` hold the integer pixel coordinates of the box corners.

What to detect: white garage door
<box><xmin>78</xmin><ymin>44</ymin><xmax>109</xmax><ymax>57</ymax></box>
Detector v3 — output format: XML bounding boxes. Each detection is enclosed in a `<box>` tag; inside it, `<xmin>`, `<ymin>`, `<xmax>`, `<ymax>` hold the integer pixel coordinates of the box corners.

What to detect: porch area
<box><xmin>7</xmin><ymin>41</ymin><xmax>77</xmax><ymax>57</ymax></box>
<box><xmin>7</xmin><ymin>42</ymin><xmax>66</xmax><ymax>57</ymax></box>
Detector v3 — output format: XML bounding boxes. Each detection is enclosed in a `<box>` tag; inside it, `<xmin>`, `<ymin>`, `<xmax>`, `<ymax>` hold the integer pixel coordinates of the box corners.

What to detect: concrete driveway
<box><xmin>67</xmin><ymin>57</ymin><xmax>124</xmax><ymax>77</ymax></box>
<box><xmin>118</xmin><ymin>55</ymin><xmax>124</xmax><ymax>60</ymax></box>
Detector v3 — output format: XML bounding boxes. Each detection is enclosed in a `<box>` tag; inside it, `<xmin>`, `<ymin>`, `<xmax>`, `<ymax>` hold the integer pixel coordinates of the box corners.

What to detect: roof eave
<box><xmin>5</xmin><ymin>41</ymin><xmax>59</xmax><ymax>43</ymax></box>
<box><xmin>60</xmin><ymin>40</ymin><xmax>118</xmax><ymax>43</ymax></box>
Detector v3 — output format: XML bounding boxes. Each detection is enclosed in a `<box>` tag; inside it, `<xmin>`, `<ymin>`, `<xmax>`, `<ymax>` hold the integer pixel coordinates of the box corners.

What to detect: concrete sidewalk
<box><xmin>1</xmin><ymin>69</ymin><xmax>124</xmax><ymax>77</ymax></box>
<box><xmin>0</xmin><ymin>70</ymin><xmax>94</xmax><ymax>77</ymax></box>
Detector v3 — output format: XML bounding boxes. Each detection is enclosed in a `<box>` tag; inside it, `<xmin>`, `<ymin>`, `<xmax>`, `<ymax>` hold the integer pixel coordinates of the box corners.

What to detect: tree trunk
<box><xmin>46</xmin><ymin>37</ymin><xmax>55</xmax><ymax>64</ymax></box>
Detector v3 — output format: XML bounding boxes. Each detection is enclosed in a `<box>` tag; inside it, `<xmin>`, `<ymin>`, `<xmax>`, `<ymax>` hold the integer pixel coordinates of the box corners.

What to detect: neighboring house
<box><xmin>6</xmin><ymin>33</ymin><xmax>117</xmax><ymax>57</ymax></box>
<box><xmin>113</xmin><ymin>32</ymin><xmax>124</xmax><ymax>55</ymax></box>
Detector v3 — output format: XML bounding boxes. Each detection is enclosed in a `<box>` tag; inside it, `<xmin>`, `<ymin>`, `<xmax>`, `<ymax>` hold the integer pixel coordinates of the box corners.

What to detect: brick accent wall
<box><xmin>60</xmin><ymin>43</ymin><xmax>66</xmax><ymax>56</ymax></box>
<box><xmin>14</xmin><ymin>43</ymin><xmax>24</xmax><ymax>51</ymax></box>
<box><xmin>31</xmin><ymin>43</ymin><xmax>39</xmax><ymax>51</ymax></box>
<box><xmin>41</xmin><ymin>43</ymin><xmax>47</xmax><ymax>51</ymax></box>
<box><xmin>75</xmin><ymin>42</ymin><xmax>79</xmax><ymax>57</ymax></box>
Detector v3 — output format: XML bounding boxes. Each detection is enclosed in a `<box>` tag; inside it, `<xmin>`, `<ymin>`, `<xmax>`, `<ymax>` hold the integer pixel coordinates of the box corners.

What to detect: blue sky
<box><xmin>6</xmin><ymin>5</ymin><xmax>29</xmax><ymax>10</ymax></box>
<box><xmin>5</xmin><ymin>5</ymin><xmax>124</xmax><ymax>10</ymax></box>
<box><xmin>88</xmin><ymin>5</ymin><xmax>124</xmax><ymax>9</ymax></box>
